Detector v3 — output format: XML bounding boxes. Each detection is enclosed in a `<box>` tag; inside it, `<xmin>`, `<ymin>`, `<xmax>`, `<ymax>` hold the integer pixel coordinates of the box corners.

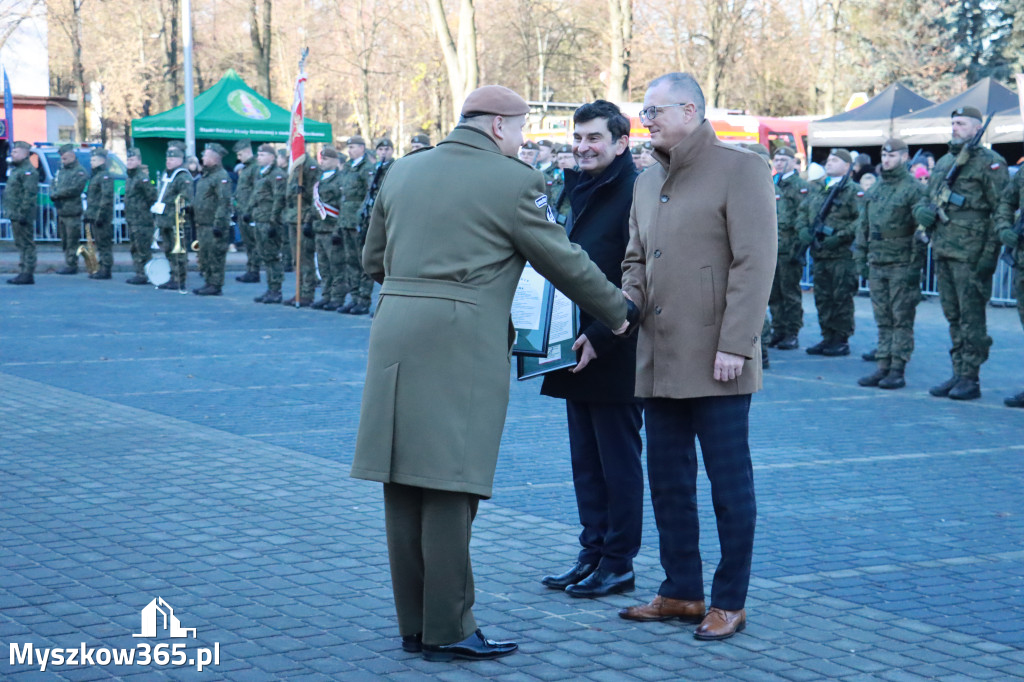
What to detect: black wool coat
<box><xmin>541</xmin><ymin>151</ymin><xmax>639</xmax><ymax>404</ymax></box>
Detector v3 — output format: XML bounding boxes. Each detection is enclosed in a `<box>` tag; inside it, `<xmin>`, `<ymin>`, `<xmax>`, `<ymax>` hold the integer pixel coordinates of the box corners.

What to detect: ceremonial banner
<box><xmin>2</xmin><ymin>66</ymin><xmax>12</xmax><ymax>142</ymax></box>
<box><xmin>288</xmin><ymin>51</ymin><xmax>308</xmax><ymax>174</ymax></box>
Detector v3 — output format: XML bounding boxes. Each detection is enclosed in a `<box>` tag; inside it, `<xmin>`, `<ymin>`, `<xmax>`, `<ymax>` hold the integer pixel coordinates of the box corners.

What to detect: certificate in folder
<box><xmin>517</xmin><ymin>289</ymin><xmax>579</xmax><ymax>380</ymax></box>
<box><xmin>511</xmin><ymin>265</ymin><xmax>555</xmax><ymax>356</ymax></box>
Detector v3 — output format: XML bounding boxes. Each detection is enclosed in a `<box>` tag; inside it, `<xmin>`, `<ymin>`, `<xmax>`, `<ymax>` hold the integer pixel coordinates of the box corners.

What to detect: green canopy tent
<box><xmin>130</xmin><ymin>69</ymin><xmax>332</xmax><ymax>176</ymax></box>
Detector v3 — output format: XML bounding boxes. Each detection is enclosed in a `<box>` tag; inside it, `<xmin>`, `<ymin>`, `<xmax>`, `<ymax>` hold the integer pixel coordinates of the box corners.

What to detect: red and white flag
<box><xmin>288</xmin><ymin>55</ymin><xmax>308</xmax><ymax>175</ymax></box>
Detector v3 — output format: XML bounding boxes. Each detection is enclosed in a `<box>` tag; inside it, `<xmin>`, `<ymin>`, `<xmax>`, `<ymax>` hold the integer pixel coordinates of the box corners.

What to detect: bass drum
<box><xmin>145</xmin><ymin>257</ymin><xmax>171</xmax><ymax>286</ymax></box>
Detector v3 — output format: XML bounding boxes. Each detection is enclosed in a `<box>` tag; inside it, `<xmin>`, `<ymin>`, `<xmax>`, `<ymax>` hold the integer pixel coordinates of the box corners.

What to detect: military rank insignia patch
<box><xmin>535</xmin><ymin>195</ymin><xmax>548</xmax><ymax>208</ymax></box>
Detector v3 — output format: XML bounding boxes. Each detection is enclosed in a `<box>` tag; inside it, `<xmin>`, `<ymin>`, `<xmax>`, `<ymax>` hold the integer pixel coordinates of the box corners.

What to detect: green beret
<box><xmin>258</xmin><ymin>143</ymin><xmax>276</xmax><ymax>155</ymax></box>
<box><xmin>538</xmin><ymin>139</ymin><xmax>553</xmax><ymax>149</ymax></box>
<box><xmin>829</xmin><ymin>148</ymin><xmax>852</xmax><ymax>164</ymax></box>
<box><xmin>205</xmin><ymin>142</ymin><xmax>228</xmax><ymax>157</ymax></box>
<box><xmin>951</xmin><ymin>106</ymin><xmax>983</xmax><ymax>122</ymax></box>
<box><xmin>411</xmin><ymin>134</ymin><xmax>430</xmax><ymax>146</ymax></box>
<box><xmin>167</xmin><ymin>140</ymin><xmax>186</xmax><ymax>151</ymax></box>
<box><xmin>773</xmin><ymin>146</ymin><xmax>796</xmax><ymax>159</ymax></box>
<box><xmin>631</xmin><ymin>145</ymin><xmax>642</xmax><ymax>155</ymax></box>
<box><xmin>346</xmin><ymin>136</ymin><xmax>366</xmax><ymax>147</ymax></box>
<box><xmin>375</xmin><ymin>138</ymin><xmax>394</xmax><ymax>149</ymax></box>
<box><xmin>521</xmin><ymin>141</ymin><xmax>539</xmax><ymax>151</ymax></box>
<box><xmin>556</xmin><ymin>144</ymin><xmax>573</xmax><ymax>155</ymax></box>
<box><xmin>58</xmin><ymin>143</ymin><xmax>75</xmax><ymax>154</ymax></box>
<box><xmin>882</xmin><ymin>138</ymin><xmax>908</xmax><ymax>153</ymax></box>
<box><xmin>641</xmin><ymin>141</ymin><xmax>653</xmax><ymax>150</ymax></box>
<box><xmin>276</xmin><ymin>148</ymin><xmax>288</xmax><ymax>158</ymax></box>
<box><xmin>126</xmin><ymin>147</ymin><xmax>142</xmax><ymax>158</ymax></box>
<box><xmin>166</xmin><ymin>147</ymin><xmax>185</xmax><ymax>159</ymax></box>
<box><xmin>91</xmin><ymin>147</ymin><xmax>108</xmax><ymax>158</ymax></box>
<box><xmin>12</xmin><ymin>140</ymin><xmax>31</xmax><ymax>151</ymax></box>
<box><xmin>233</xmin><ymin>139</ymin><xmax>252</xmax><ymax>153</ymax></box>
<box><xmin>320</xmin><ymin>145</ymin><xmax>341</xmax><ymax>159</ymax></box>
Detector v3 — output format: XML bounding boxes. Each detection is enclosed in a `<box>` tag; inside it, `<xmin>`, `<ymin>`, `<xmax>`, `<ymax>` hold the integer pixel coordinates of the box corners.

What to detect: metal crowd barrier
<box><xmin>0</xmin><ymin>184</ymin><xmax>127</xmax><ymax>243</ymax></box>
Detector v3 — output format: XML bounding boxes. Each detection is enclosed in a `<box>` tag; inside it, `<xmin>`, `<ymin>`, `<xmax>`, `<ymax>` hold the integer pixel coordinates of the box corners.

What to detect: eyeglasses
<box><xmin>639</xmin><ymin>103</ymin><xmax>690</xmax><ymax>122</ymax></box>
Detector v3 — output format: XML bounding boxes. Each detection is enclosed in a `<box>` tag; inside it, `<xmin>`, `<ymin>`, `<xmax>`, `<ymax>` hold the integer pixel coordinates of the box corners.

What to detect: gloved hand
<box><xmin>621</xmin><ymin>298</ymin><xmax>641</xmax><ymax>337</ymax></box>
<box><xmin>302</xmin><ymin>226</ymin><xmax>314</xmax><ymax>239</ymax></box>
<box><xmin>913</xmin><ymin>204</ymin><xmax>937</xmax><ymax>229</ymax></box>
<box><xmin>974</xmin><ymin>259</ymin><xmax>996</xmax><ymax>281</ymax></box>
<box><xmin>822</xmin><ymin>235</ymin><xmax>844</xmax><ymax>249</ymax></box>
<box><xmin>999</xmin><ymin>228</ymin><xmax>1021</xmax><ymax>248</ymax></box>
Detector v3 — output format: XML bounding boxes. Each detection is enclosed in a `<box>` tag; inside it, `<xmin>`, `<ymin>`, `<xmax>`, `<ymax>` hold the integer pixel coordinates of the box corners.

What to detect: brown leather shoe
<box><xmin>694</xmin><ymin>607</ymin><xmax>746</xmax><ymax>641</ymax></box>
<box><xmin>618</xmin><ymin>595</ymin><xmax>705</xmax><ymax>623</ymax></box>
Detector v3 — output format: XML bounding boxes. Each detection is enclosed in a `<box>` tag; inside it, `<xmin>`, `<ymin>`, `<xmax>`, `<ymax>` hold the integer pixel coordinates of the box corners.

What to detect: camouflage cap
<box><xmin>375</xmin><ymin>137</ymin><xmax>393</xmax><ymax>149</ymax></box>
<box><xmin>951</xmin><ymin>106</ymin><xmax>983</xmax><ymax>121</ymax></box>
<box><xmin>828</xmin><ymin>148</ymin><xmax>852</xmax><ymax>164</ymax></box>
<box><xmin>58</xmin><ymin>143</ymin><xmax>76</xmax><ymax>155</ymax></box>
<box><xmin>12</xmin><ymin>140</ymin><xmax>31</xmax><ymax>151</ymax></box>
<box><xmin>166</xmin><ymin>146</ymin><xmax>185</xmax><ymax>159</ymax></box>
<box><xmin>257</xmin><ymin>143</ymin><xmax>276</xmax><ymax>155</ymax></box>
<box><xmin>126</xmin><ymin>147</ymin><xmax>142</xmax><ymax>158</ymax></box>
<box><xmin>521</xmin><ymin>141</ymin><xmax>539</xmax><ymax>151</ymax></box>
<box><xmin>91</xmin><ymin>147</ymin><xmax>108</xmax><ymax>158</ymax></box>
<box><xmin>556</xmin><ymin>144</ymin><xmax>573</xmax><ymax>154</ymax></box>
<box><xmin>320</xmin><ymin>145</ymin><xmax>341</xmax><ymax>159</ymax></box>
<box><xmin>411</xmin><ymin>133</ymin><xmax>430</xmax><ymax>146</ymax></box>
<box><xmin>205</xmin><ymin>142</ymin><xmax>228</xmax><ymax>157</ymax></box>
<box><xmin>773</xmin><ymin>145</ymin><xmax>796</xmax><ymax>159</ymax></box>
<box><xmin>538</xmin><ymin>139</ymin><xmax>553</xmax><ymax>149</ymax></box>
<box><xmin>882</xmin><ymin>138</ymin><xmax>908</xmax><ymax>153</ymax></box>
<box><xmin>346</xmin><ymin>135</ymin><xmax>366</xmax><ymax>147</ymax></box>
<box><xmin>232</xmin><ymin>139</ymin><xmax>253</xmax><ymax>153</ymax></box>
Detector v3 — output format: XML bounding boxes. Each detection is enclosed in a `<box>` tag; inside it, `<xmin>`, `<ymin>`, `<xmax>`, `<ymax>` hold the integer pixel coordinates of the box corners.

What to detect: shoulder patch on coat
<box><xmin>535</xmin><ymin>195</ymin><xmax>548</xmax><ymax>208</ymax></box>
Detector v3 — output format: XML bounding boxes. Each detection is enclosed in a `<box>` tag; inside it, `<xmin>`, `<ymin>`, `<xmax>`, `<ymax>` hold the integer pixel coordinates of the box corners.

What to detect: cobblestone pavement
<box><xmin>1</xmin><ymin>275</ymin><xmax>1022</xmax><ymax>681</ymax></box>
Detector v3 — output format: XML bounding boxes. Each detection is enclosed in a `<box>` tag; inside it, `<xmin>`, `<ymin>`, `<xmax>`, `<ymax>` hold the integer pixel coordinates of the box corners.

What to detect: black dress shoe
<box><xmin>422</xmin><ymin>629</ymin><xmax>517</xmax><ymax>662</ymax></box>
<box><xmin>401</xmin><ymin>633</ymin><xmax>422</xmax><ymax>653</ymax></box>
<box><xmin>541</xmin><ymin>562</ymin><xmax>595</xmax><ymax>590</ymax></box>
<box><xmin>565</xmin><ymin>568</ymin><xmax>635</xmax><ymax>598</ymax></box>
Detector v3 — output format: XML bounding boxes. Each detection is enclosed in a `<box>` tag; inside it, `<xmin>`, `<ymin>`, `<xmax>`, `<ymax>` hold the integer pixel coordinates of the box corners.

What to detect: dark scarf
<box><xmin>569</xmin><ymin>148</ymin><xmax>635</xmax><ymax>219</ymax></box>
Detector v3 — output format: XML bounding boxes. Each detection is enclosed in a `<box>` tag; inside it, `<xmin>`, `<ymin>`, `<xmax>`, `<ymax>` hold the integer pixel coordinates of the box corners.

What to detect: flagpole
<box><xmin>291</xmin><ymin>49</ymin><xmax>309</xmax><ymax>308</ymax></box>
<box><xmin>182</xmin><ymin>0</ymin><xmax>195</xmax><ymax>157</ymax></box>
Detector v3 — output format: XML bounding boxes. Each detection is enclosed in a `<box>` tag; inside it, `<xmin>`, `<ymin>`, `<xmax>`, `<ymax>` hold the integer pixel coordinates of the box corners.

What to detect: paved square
<box><xmin>1</xmin><ymin>269</ymin><xmax>1022</xmax><ymax>680</ymax></box>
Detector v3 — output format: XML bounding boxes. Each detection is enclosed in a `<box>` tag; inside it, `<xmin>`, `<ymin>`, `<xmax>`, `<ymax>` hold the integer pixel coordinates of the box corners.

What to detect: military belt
<box><xmin>380</xmin><ymin>276</ymin><xmax>479</xmax><ymax>305</ymax></box>
<box><xmin>946</xmin><ymin>208</ymin><xmax>989</xmax><ymax>220</ymax></box>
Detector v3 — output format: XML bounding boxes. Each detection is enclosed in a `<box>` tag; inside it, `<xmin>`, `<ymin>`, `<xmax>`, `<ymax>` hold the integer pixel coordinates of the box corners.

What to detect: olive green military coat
<box><xmin>351</xmin><ymin>127</ymin><xmax>628</xmax><ymax>498</ymax></box>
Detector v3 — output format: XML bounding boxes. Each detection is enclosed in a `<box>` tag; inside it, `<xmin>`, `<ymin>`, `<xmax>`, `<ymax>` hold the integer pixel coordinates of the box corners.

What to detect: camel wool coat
<box><xmin>351</xmin><ymin>127</ymin><xmax>628</xmax><ymax>498</ymax></box>
<box><xmin>622</xmin><ymin>120</ymin><xmax>777</xmax><ymax>399</ymax></box>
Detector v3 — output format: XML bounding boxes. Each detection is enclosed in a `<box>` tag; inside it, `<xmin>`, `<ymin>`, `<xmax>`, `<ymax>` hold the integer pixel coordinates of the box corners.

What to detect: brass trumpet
<box><xmin>77</xmin><ymin>220</ymin><xmax>100</xmax><ymax>275</ymax></box>
<box><xmin>191</xmin><ymin>239</ymin><xmax>200</xmax><ymax>252</ymax></box>
<box><xmin>171</xmin><ymin>195</ymin><xmax>187</xmax><ymax>256</ymax></box>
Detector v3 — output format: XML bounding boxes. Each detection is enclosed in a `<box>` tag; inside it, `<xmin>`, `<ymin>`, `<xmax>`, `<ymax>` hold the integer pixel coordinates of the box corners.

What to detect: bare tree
<box><xmin>0</xmin><ymin>0</ymin><xmax>42</xmax><ymax>52</ymax></box>
<box><xmin>606</xmin><ymin>0</ymin><xmax>632</xmax><ymax>101</ymax></box>
<box><xmin>426</xmin><ymin>0</ymin><xmax>478</xmax><ymax>124</ymax></box>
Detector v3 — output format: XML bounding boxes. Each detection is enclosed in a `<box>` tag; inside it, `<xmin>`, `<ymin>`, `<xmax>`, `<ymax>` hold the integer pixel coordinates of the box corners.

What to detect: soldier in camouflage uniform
<box><xmin>84</xmin><ymin>148</ymin><xmax>115</xmax><ymax>280</ymax></box>
<box><xmin>310</xmin><ymin>146</ymin><xmax>345</xmax><ymax>310</ymax></box>
<box><xmin>281</xmin><ymin>149</ymin><xmax>320</xmax><ymax>306</ymax></box>
<box><xmin>233</xmin><ymin>140</ymin><xmax>262</xmax><ymax>283</ymax></box>
<box><xmin>535</xmin><ymin>140</ymin><xmax>560</xmax><ymax>206</ymax></box>
<box><xmin>123</xmin><ymin>148</ymin><xmax>157</xmax><ymax>284</ymax></box>
<box><xmin>796</xmin><ymin>148</ymin><xmax>861</xmax><ymax>356</ymax></box>
<box><xmin>769</xmin><ymin>146</ymin><xmax>808</xmax><ymax>350</ymax></box>
<box><xmin>153</xmin><ymin>145</ymin><xmax>194</xmax><ymax>290</ymax></box>
<box><xmin>275</xmin><ymin>149</ymin><xmax>294</xmax><ymax>272</ymax></box>
<box><xmin>191</xmin><ymin>143</ymin><xmax>233</xmax><ymax>296</ymax></box>
<box><xmin>337</xmin><ymin>136</ymin><xmax>376</xmax><ymax>315</ymax></box>
<box><xmin>914</xmin><ymin>106</ymin><xmax>1008</xmax><ymax>401</ymax></box>
<box><xmin>993</xmin><ymin>160</ymin><xmax>1024</xmax><ymax>407</ymax></box>
<box><xmin>552</xmin><ymin>143</ymin><xmax>575</xmax><ymax>226</ymax></box>
<box><xmin>4</xmin><ymin>141</ymin><xmax>38</xmax><ymax>285</ymax></box>
<box><xmin>50</xmin><ymin>143</ymin><xmax>89</xmax><ymax>275</ymax></box>
<box><xmin>251</xmin><ymin>144</ymin><xmax>287</xmax><ymax>304</ymax></box>
<box><xmin>854</xmin><ymin>138</ymin><xmax>927</xmax><ymax>389</ymax></box>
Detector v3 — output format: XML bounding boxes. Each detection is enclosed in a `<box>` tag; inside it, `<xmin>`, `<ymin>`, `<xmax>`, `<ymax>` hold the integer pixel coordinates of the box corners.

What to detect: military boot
<box><xmin>776</xmin><ymin>335</ymin><xmax>799</xmax><ymax>351</ymax></box>
<box><xmin>311</xmin><ymin>298</ymin><xmax>330</xmax><ymax>310</ymax></box>
<box><xmin>194</xmin><ymin>284</ymin><xmax>222</xmax><ymax>296</ymax></box>
<box><xmin>337</xmin><ymin>301</ymin><xmax>355</xmax><ymax>314</ymax></box>
<box><xmin>1004</xmin><ymin>390</ymin><xmax>1024</xmax><ymax>408</ymax></box>
<box><xmin>261</xmin><ymin>290</ymin><xmax>283</xmax><ymax>304</ymax></box>
<box><xmin>948</xmin><ymin>377</ymin><xmax>981</xmax><ymax>401</ymax></box>
<box><xmin>236</xmin><ymin>271</ymin><xmax>260</xmax><ymax>283</ymax></box>
<box><xmin>806</xmin><ymin>339</ymin><xmax>828</xmax><ymax>355</ymax></box>
<box><xmin>323</xmin><ymin>300</ymin><xmax>342</xmax><ymax>311</ymax></box>
<box><xmin>762</xmin><ymin>346</ymin><xmax>770</xmax><ymax>369</ymax></box>
<box><xmin>858</xmin><ymin>367</ymin><xmax>889</xmax><ymax>387</ymax></box>
<box><xmin>157</xmin><ymin>279</ymin><xmax>181</xmax><ymax>290</ymax></box>
<box><xmin>767</xmin><ymin>332</ymin><xmax>784</xmax><ymax>348</ymax></box>
<box><xmin>862</xmin><ymin>348</ymin><xmax>877</xmax><ymax>362</ymax></box>
<box><xmin>56</xmin><ymin>266</ymin><xmax>78</xmax><ymax>275</ymax></box>
<box><xmin>878</xmin><ymin>367</ymin><xmax>906</xmax><ymax>390</ymax></box>
<box><xmin>6</xmin><ymin>272</ymin><xmax>34</xmax><ymax>285</ymax></box>
<box><xmin>929</xmin><ymin>375</ymin><xmax>959</xmax><ymax>397</ymax></box>
<box><xmin>126</xmin><ymin>274</ymin><xmax>149</xmax><ymax>285</ymax></box>
<box><xmin>822</xmin><ymin>339</ymin><xmax>851</xmax><ymax>357</ymax></box>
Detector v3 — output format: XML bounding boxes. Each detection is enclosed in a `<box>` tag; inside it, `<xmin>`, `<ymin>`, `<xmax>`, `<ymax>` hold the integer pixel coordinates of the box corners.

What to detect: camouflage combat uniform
<box><xmin>49</xmin><ymin>157</ymin><xmax>88</xmax><ymax>271</ymax></box>
<box><xmin>84</xmin><ymin>162</ymin><xmax>115</xmax><ymax>275</ymax></box>
<box><xmin>124</xmin><ymin>164</ymin><xmax>157</xmax><ymax>277</ymax></box>
<box><xmin>3</xmin><ymin>153</ymin><xmax>38</xmax><ymax>277</ymax></box>
<box><xmin>312</xmin><ymin>165</ymin><xmax>345</xmax><ymax>307</ymax></box>
<box><xmin>797</xmin><ymin>176</ymin><xmax>861</xmax><ymax>348</ymax></box>
<box><xmin>234</xmin><ymin>155</ymin><xmax>261</xmax><ymax>278</ymax></box>
<box><xmin>249</xmin><ymin>161</ymin><xmax>287</xmax><ymax>294</ymax></box>
<box><xmin>854</xmin><ymin>164</ymin><xmax>926</xmax><ymax>376</ymax></box>
<box><xmin>993</xmin><ymin>169</ymin><xmax>1024</xmax><ymax>406</ymax></box>
<box><xmin>192</xmin><ymin>162</ymin><xmax>233</xmax><ymax>290</ymax></box>
<box><xmin>338</xmin><ymin>154</ymin><xmax>375</xmax><ymax>310</ymax></box>
<box><xmin>770</xmin><ymin>169</ymin><xmax>809</xmax><ymax>341</ymax></box>
<box><xmin>281</xmin><ymin>156</ymin><xmax>320</xmax><ymax>302</ymax></box>
<box><xmin>154</xmin><ymin>168</ymin><xmax>194</xmax><ymax>285</ymax></box>
<box><xmin>914</xmin><ymin>142</ymin><xmax>1008</xmax><ymax>384</ymax></box>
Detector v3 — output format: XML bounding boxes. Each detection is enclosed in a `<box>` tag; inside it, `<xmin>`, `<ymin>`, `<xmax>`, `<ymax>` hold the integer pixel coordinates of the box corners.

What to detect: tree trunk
<box><xmin>249</xmin><ymin>0</ymin><xmax>272</xmax><ymax>98</ymax></box>
<box><xmin>426</xmin><ymin>0</ymin><xmax>478</xmax><ymax>126</ymax></box>
<box><xmin>159</xmin><ymin>0</ymin><xmax>180</xmax><ymax>108</ymax></box>
<box><xmin>606</xmin><ymin>0</ymin><xmax>631</xmax><ymax>101</ymax></box>
<box><xmin>70</xmin><ymin>0</ymin><xmax>87</xmax><ymax>141</ymax></box>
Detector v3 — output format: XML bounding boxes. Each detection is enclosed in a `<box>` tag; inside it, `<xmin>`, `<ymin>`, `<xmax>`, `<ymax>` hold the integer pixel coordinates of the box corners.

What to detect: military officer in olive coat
<box><xmin>50</xmin><ymin>143</ymin><xmax>89</xmax><ymax>275</ymax></box>
<box><xmin>352</xmin><ymin>85</ymin><xmax>633</xmax><ymax>662</ymax></box>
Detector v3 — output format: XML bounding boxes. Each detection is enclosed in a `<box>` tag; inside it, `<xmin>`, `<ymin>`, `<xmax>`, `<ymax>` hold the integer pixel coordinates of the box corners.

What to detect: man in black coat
<box><xmin>540</xmin><ymin>100</ymin><xmax>643</xmax><ymax>598</ymax></box>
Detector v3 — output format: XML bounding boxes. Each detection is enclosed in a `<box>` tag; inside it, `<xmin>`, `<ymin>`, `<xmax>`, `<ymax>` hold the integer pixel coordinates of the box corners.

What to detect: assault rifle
<box><xmin>930</xmin><ymin>112</ymin><xmax>994</xmax><ymax>223</ymax></box>
<box><xmin>1000</xmin><ymin>210</ymin><xmax>1024</xmax><ymax>268</ymax></box>
<box><xmin>906</xmin><ymin>148</ymin><xmax>924</xmax><ymax>171</ymax></box>
<box><xmin>811</xmin><ymin>165</ymin><xmax>852</xmax><ymax>243</ymax></box>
